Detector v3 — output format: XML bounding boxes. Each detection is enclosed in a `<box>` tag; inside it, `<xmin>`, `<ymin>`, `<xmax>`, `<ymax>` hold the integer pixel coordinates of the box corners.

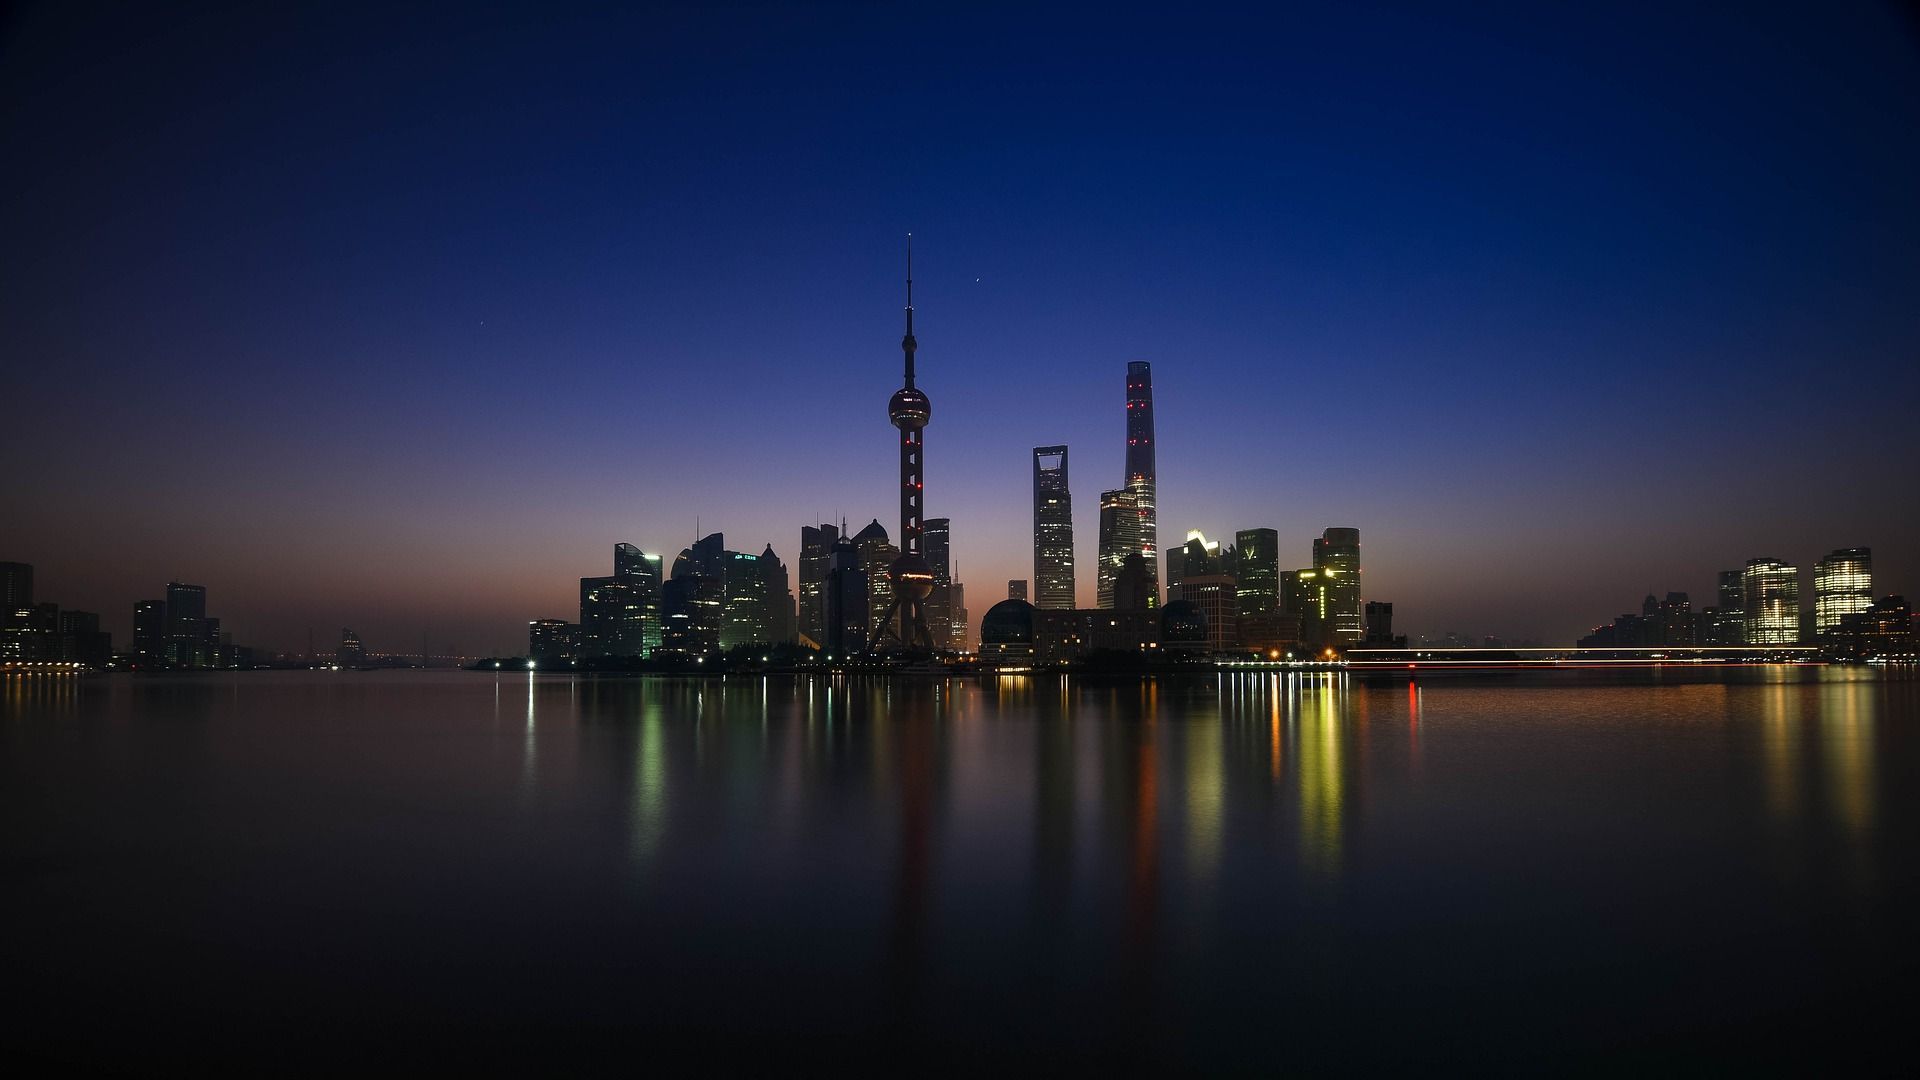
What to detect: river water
<box><xmin>5</xmin><ymin>668</ymin><xmax>1915</xmax><ymax>1071</ymax></box>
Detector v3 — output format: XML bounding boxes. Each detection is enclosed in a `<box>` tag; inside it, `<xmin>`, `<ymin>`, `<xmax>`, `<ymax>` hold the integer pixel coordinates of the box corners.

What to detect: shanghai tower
<box><xmin>1124</xmin><ymin>361</ymin><xmax>1159</xmax><ymax>605</ymax></box>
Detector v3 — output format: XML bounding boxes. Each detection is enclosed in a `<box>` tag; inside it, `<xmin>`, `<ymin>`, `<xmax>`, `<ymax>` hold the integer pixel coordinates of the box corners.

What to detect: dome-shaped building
<box><xmin>1160</xmin><ymin>599</ymin><xmax>1209</xmax><ymax>654</ymax></box>
<box><xmin>979</xmin><ymin>598</ymin><xmax>1037</xmax><ymax>664</ymax></box>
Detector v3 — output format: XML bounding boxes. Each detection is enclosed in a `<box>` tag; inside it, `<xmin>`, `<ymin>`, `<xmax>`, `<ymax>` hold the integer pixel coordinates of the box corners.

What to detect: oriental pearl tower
<box><xmin>870</xmin><ymin>237</ymin><xmax>937</xmax><ymax>652</ymax></box>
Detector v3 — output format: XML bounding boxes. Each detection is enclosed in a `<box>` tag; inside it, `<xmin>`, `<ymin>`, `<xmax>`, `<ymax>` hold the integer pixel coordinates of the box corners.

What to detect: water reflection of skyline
<box><xmin>6</xmin><ymin>667</ymin><xmax>1914</xmax><ymax>1067</ymax></box>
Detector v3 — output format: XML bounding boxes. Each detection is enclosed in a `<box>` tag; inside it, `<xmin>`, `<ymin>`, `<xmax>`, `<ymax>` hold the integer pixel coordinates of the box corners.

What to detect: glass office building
<box><xmin>1814</xmin><ymin>547</ymin><xmax>1872</xmax><ymax>638</ymax></box>
<box><xmin>1741</xmin><ymin>558</ymin><xmax>1800</xmax><ymax>644</ymax></box>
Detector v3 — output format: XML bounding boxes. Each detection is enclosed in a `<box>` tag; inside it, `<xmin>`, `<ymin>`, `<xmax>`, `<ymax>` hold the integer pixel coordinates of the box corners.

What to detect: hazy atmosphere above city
<box><xmin>3</xmin><ymin>1</ymin><xmax>1916</xmax><ymax>655</ymax></box>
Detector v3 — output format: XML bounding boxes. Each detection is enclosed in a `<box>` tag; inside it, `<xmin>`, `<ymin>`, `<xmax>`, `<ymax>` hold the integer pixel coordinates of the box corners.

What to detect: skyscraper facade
<box><xmin>1096</xmin><ymin>488</ymin><xmax>1146</xmax><ymax>609</ymax></box>
<box><xmin>165</xmin><ymin>582</ymin><xmax>210</xmax><ymax>666</ymax></box>
<box><xmin>759</xmin><ymin>544</ymin><xmax>795</xmax><ymax>645</ymax></box>
<box><xmin>1032</xmin><ymin>445</ymin><xmax>1074</xmax><ymax>609</ymax></box>
<box><xmin>1706</xmin><ymin>569</ymin><xmax>1746</xmax><ymax>645</ymax></box>
<box><xmin>924</xmin><ymin>517</ymin><xmax>953</xmax><ymax>649</ymax></box>
<box><xmin>948</xmin><ymin>581</ymin><xmax>968</xmax><ymax>651</ymax></box>
<box><xmin>824</xmin><ymin>533</ymin><xmax>868</xmax><ymax>656</ymax></box>
<box><xmin>579</xmin><ymin>575</ymin><xmax>625</xmax><ymax>656</ymax></box>
<box><xmin>1741</xmin><ymin>558</ymin><xmax>1800</xmax><ymax>644</ymax></box>
<box><xmin>1</xmin><ymin>562</ymin><xmax>30</xmax><ymax>614</ymax></box>
<box><xmin>132</xmin><ymin>599</ymin><xmax>167</xmax><ymax>657</ymax></box>
<box><xmin>798</xmin><ymin>523</ymin><xmax>838</xmax><ymax>646</ymax></box>
<box><xmin>614</xmin><ymin>542</ymin><xmax>664</xmax><ymax>654</ymax></box>
<box><xmin>1814</xmin><ymin>547</ymin><xmax>1872</xmax><ymax>638</ymax></box>
<box><xmin>853</xmin><ymin>519</ymin><xmax>896</xmax><ymax>637</ymax></box>
<box><xmin>1235</xmin><ymin>528</ymin><xmax>1280</xmax><ymax>615</ymax></box>
<box><xmin>1312</xmin><ymin>528</ymin><xmax>1363</xmax><ymax>643</ymax></box>
<box><xmin>1123</xmin><ymin>362</ymin><xmax>1159</xmax><ymax>605</ymax></box>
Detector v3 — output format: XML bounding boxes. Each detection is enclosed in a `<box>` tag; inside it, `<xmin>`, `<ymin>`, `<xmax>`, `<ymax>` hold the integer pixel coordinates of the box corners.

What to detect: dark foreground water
<box><xmin>5</xmin><ymin>668</ymin><xmax>1917</xmax><ymax>1072</ymax></box>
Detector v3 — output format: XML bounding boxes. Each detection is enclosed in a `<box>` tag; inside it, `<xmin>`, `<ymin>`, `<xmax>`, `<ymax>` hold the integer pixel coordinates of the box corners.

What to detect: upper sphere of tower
<box><xmin>889</xmin><ymin>387</ymin><xmax>931</xmax><ymax>430</ymax></box>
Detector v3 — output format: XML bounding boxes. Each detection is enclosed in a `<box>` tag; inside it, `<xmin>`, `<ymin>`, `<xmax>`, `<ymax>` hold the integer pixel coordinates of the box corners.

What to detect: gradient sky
<box><xmin>4</xmin><ymin>1</ymin><xmax>1917</xmax><ymax>654</ymax></box>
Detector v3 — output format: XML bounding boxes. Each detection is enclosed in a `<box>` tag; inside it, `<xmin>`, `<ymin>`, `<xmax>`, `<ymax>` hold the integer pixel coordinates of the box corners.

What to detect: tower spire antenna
<box><xmin>902</xmin><ymin>233</ymin><xmax>917</xmax><ymax>388</ymax></box>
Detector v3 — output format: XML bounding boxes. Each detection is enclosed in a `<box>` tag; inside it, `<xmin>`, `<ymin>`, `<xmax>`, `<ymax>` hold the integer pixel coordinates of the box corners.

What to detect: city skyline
<box><xmin>4</xmin><ymin>3</ymin><xmax>1917</xmax><ymax>654</ymax></box>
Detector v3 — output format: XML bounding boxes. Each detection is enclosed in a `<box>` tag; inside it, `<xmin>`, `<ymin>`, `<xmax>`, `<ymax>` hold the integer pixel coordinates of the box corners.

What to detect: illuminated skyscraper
<box><xmin>853</xmin><ymin>519</ymin><xmax>896</xmax><ymax>636</ymax></box>
<box><xmin>1235</xmin><ymin>528</ymin><xmax>1279</xmax><ymax>614</ymax></box>
<box><xmin>1741</xmin><ymin>558</ymin><xmax>1800</xmax><ymax>644</ymax></box>
<box><xmin>1283</xmin><ymin>568</ymin><xmax>1329</xmax><ymax>645</ymax></box>
<box><xmin>1312</xmin><ymin>528</ymin><xmax>1363</xmax><ymax>643</ymax></box>
<box><xmin>949</xmin><ymin>581</ymin><xmax>969</xmax><ymax>651</ymax></box>
<box><xmin>1123</xmin><ymin>362</ymin><xmax>1159</xmax><ymax>604</ymax></box>
<box><xmin>614</xmin><ymin>542</ymin><xmax>664</xmax><ymax>654</ymax></box>
<box><xmin>1032</xmin><ymin>445</ymin><xmax>1074</xmax><ymax>609</ymax></box>
<box><xmin>1166</xmin><ymin>530</ymin><xmax>1221</xmax><ymax>603</ymax></box>
<box><xmin>924</xmin><ymin>517</ymin><xmax>953</xmax><ymax>648</ymax></box>
<box><xmin>1814</xmin><ymin>547</ymin><xmax>1872</xmax><ymax>638</ymax></box>
<box><xmin>1096</xmin><ymin>488</ymin><xmax>1148</xmax><ymax>609</ymax></box>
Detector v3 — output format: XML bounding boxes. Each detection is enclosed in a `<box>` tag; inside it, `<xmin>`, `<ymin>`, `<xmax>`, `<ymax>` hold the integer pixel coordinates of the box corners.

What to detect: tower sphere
<box><xmin>889</xmin><ymin>552</ymin><xmax>936</xmax><ymax>601</ymax></box>
<box><xmin>889</xmin><ymin>387</ymin><xmax>931</xmax><ymax>430</ymax></box>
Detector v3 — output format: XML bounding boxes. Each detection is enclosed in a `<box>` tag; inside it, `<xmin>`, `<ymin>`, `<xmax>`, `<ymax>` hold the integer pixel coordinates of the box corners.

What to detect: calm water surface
<box><xmin>6</xmin><ymin>669</ymin><xmax>1917</xmax><ymax>1071</ymax></box>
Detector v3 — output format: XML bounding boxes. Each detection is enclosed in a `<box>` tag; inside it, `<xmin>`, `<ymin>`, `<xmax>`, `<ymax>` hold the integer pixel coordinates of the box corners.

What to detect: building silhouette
<box><xmin>56</xmin><ymin>609</ymin><xmax>111</xmax><ymax>668</ymax></box>
<box><xmin>1814</xmin><ymin>547</ymin><xmax>1872</xmax><ymax>638</ymax></box>
<box><xmin>1</xmin><ymin>562</ymin><xmax>30</xmax><ymax>614</ymax></box>
<box><xmin>336</xmin><ymin>628</ymin><xmax>365</xmax><ymax>667</ymax></box>
<box><xmin>132</xmin><ymin>599</ymin><xmax>166</xmax><ymax>657</ymax></box>
<box><xmin>1363</xmin><ymin>602</ymin><xmax>1395</xmax><ymax>645</ymax></box>
<box><xmin>759</xmin><ymin>544</ymin><xmax>795</xmax><ymax>645</ymax></box>
<box><xmin>1123</xmin><ymin>362</ymin><xmax>1159</xmax><ymax>604</ymax></box>
<box><xmin>1701</xmin><ymin>570</ymin><xmax>1746</xmax><ymax>645</ymax></box>
<box><xmin>1009</xmin><ymin>580</ymin><xmax>1028</xmax><ymax>601</ymax></box>
<box><xmin>824</xmin><ymin>530</ymin><xmax>869</xmax><ymax>656</ymax></box>
<box><xmin>1032</xmin><ymin>445</ymin><xmax>1074</xmax><ymax>609</ymax></box>
<box><xmin>798</xmin><ymin>523</ymin><xmax>839</xmax><ymax>647</ymax></box>
<box><xmin>1113</xmin><ymin>552</ymin><xmax>1154</xmax><ymax>612</ymax></box>
<box><xmin>528</xmin><ymin>618</ymin><xmax>577</xmax><ymax>663</ymax></box>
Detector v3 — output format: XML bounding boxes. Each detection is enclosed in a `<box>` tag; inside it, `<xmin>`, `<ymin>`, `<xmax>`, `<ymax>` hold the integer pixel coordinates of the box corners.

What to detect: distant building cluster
<box><xmin>1</xmin><ymin>561</ymin><xmax>112</xmax><ymax>668</ymax></box>
<box><xmin>0</xmin><ymin>562</ymin><xmax>254</xmax><ymax>670</ymax></box>
<box><xmin>1577</xmin><ymin>548</ymin><xmax>1913</xmax><ymax>656</ymax></box>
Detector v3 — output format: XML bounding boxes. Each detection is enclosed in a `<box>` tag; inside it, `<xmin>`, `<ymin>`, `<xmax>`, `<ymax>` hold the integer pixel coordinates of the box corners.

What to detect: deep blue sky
<box><xmin>3</xmin><ymin>1</ymin><xmax>1917</xmax><ymax>652</ymax></box>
